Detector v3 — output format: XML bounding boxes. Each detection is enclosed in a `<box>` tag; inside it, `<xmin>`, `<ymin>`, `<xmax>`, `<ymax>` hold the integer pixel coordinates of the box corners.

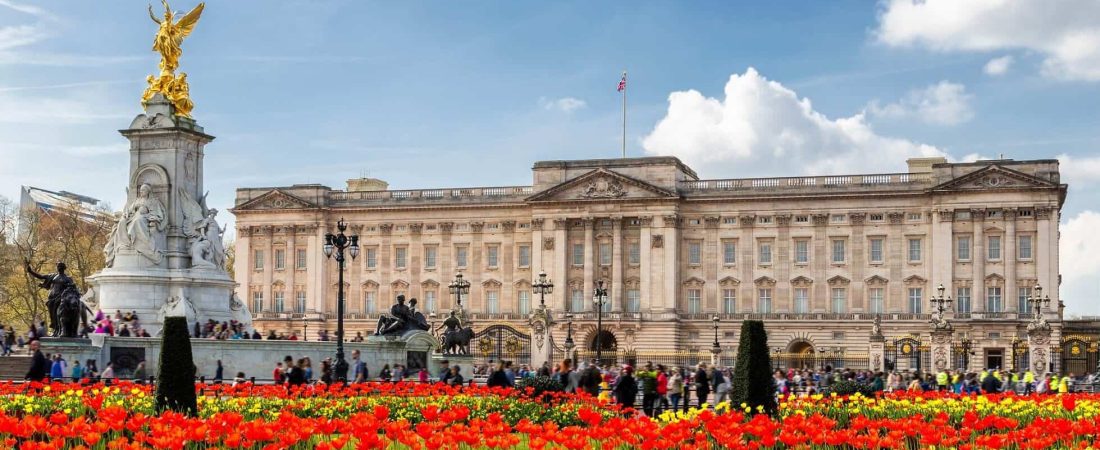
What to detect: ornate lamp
<box><xmin>532</xmin><ymin>271</ymin><xmax>554</xmax><ymax>308</ymax></box>
<box><xmin>323</xmin><ymin>218</ymin><xmax>358</xmax><ymax>382</ymax></box>
<box><xmin>593</xmin><ymin>280</ymin><xmax>609</xmax><ymax>363</ymax></box>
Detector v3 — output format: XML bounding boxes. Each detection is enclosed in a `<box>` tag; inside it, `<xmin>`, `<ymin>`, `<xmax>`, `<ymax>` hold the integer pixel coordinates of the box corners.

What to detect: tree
<box><xmin>223</xmin><ymin>238</ymin><xmax>235</xmax><ymax>280</ymax></box>
<box><xmin>0</xmin><ymin>195</ymin><xmax>113</xmax><ymax>328</ymax></box>
<box><xmin>155</xmin><ymin>316</ymin><xmax>198</xmax><ymax>416</ymax></box>
<box><xmin>731</xmin><ymin>320</ymin><xmax>777</xmax><ymax>415</ymax></box>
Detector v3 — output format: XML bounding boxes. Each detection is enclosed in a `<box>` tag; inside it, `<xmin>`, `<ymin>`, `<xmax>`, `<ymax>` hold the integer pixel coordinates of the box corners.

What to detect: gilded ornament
<box><xmin>143</xmin><ymin>1</ymin><xmax>204</xmax><ymax>118</ymax></box>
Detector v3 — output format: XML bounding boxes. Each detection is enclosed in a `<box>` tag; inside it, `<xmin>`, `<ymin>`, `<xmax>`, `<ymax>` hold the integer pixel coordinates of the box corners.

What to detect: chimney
<box><xmin>346</xmin><ymin>177</ymin><xmax>388</xmax><ymax>192</ymax></box>
<box><xmin>906</xmin><ymin>157</ymin><xmax>947</xmax><ymax>174</ymax></box>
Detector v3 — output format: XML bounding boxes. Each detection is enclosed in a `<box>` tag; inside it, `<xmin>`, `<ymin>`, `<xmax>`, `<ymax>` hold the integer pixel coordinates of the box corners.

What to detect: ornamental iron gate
<box><xmin>1060</xmin><ymin>337</ymin><xmax>1098</xmax><ymax>376</ymax></box>
<box><xmin>474</xmin><ymin>324</ymin><xmax>532</xmax><ymax>366</ymax></box>
<box><xmin>887</xmin><ymin>337</ymin><xmax>927</xmax><ymax>373</ymax></box>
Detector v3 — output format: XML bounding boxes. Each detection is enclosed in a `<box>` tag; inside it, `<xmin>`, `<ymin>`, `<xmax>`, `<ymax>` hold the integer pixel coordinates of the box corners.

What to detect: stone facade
<box><xmin>232</xmin><ymin>156</ymin><xmax>1067</xmax><ymax>371</ymax></box>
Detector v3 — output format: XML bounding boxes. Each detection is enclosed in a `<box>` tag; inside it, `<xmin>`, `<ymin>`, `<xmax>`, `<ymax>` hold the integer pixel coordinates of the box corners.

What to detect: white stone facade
<box><xmin>232</xmin><ymin>156</ymin><xmax>1066</xmax><ymax>371</ymax></box>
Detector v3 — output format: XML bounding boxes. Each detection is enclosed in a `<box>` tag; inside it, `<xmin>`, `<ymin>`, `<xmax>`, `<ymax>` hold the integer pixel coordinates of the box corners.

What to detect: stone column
<box><xmin>348</xmin><ymin>224</ymin><xmax>364</xmax><ymax>313</ymax></box>
<box><xmin>1004</xmin><ymin>210</ymin><xmax>1017</xmax><ymax>312</ymax></box>
<box><xmin>705</xmin><ymin>216</ymin><xmax>721</xmax><ymax>312</ymax></box>
<box><xmin>662</xmin><ymin>214</ymin><xmax>680</xmax><ymax>312</ymax></box>
<box><xmin>932</xmin><ymin>210</ymin><xmax>954</xmax><ymax>313</ymax></box>
<box><xmin>848</xmin><ymin>213</ymin><xmax>866</xmax><ymax>312</ymax></box>
<box><xmin>234</xmin><ymin>226</ymin><xmax>251</xmax><ymax>301</ymax></box>
<box><xmin>741</xmin><ymin>214</ymin><xmax>757</xmax><ymax>312</ymax></box>
<box><xmin>972</xmin><ymin>209</ymin><xmax>986</xmax><ymax>313</ymax></box>
<box><xmin>502</xmin><ymin>221</ymin><xmax>516</xmax><ymax>312</ymax></box>
<box><xmin>470</xmin><ymin>222</ymin><xmax>485</xmax><ymax>312</ymax></box>
<box><xmin>439</xmin><ymin>222</ymin><xmax>454</xmax><ymax>309</ymax></box>
<box><xmin>638</xmin><ymin>216</ymin><xmax>653</xmax><ymax>311</ymax></box>
<box><xmin>1036</xmin><ymin>207</ymin><xmax>1057</xmax><ymax>320</ymax></box>
<box><xmin>930</xmin><ymin>328</ymin><xmax>954</xmax><ymax>372</ymax></box>
<box><xmin>531</xmin><ymin>218</ymin><xmax>545</xmax><ymax>273</ymax></box>
<box><xmin>583</xmin><ymin>218</ymin><xmax>595</xmax><ymax>312</ymax></box>
<box><xmin>811</xmin><ymin>214</ymin><xmax>828</xmax><ymax>312</ymax></box>
<box><xmin>310</xmin><ymin>223</ymin><xmax>326</xmax><ymax>314</ymax></box>
<box><xmin>774</xmin><ymin>215</ymin><xmax>791</xmax><ymax>312</ymax></box>
<box><xmin>611</xmin><ymin>217</ymin><xmax>623</xmax><ymax>312</ymax></box>
<box><xmin>379</xmin><ymin>223</ymin><xmax>394</xmax><ymax>306</ymax></box>
<box><xmin>409</xmin><ymin>223</ymin><xmax>423</xmax><ymax>300</ymax></box>
<box><xmin>286</xmin><ymin>229</ymin><xmax>297</xmax><ymax>311</ymax></box>
<box><xmin>887</xmin><ymin>212</ymin><xmax>905</xmax><ymax>312</ymax></box>
<box><xmin>262</xmin><ymin>225</ymin><xmax>274</xmax><ymax>312</ymax></box>
<box><xmin>553</xmin><ymin>219</ymin><xmax>569</xmax><ymax>311</ymax></box>
<box><xmin>1027</xmin><ymin>325</ymin><xmax>1052</xmax><ymax>378</ymax></box>
<box><xmin>529</xmin><ymin>305</ymin><xmax>554</xmax><ymax>370</ymax></box>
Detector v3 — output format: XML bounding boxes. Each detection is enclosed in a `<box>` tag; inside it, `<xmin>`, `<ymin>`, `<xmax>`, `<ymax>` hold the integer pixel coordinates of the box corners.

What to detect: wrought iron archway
<box><xmin>887</xmin><ymin>337</ymin><xmax>926</xmax><ymax>373</ymax></box>
<box><xmin>474</xmin><ymin>324</ymin><xmax>532</xmax><ymax>366</ymax></box>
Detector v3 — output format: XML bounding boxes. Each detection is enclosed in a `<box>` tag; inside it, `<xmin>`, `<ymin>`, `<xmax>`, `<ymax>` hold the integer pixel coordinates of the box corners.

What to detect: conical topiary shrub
<box><xmin>731</xmin><ymin>320</ymin><xmax>777</xmax><ymax>415</ymax></box>
<box><xmin>155</xmin><ymin>316</ymin><xmax>197</xmax><ymax>416</ymax></box>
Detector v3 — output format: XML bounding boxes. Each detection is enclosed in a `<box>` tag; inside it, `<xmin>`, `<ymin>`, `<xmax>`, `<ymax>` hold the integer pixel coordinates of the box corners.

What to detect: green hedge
<box><xmin>154</xmin><ymin>316</ymin><xmax>197</xmax><ymax>416</ymax></box>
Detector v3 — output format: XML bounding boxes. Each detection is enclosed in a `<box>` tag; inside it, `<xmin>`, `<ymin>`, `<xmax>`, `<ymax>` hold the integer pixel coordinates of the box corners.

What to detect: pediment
<box><xmin>932</xmin><ymin>165</ymin><xmax>1058</xmax><ymax>192</ymax></box>
<box><xmin>790</xmin><ymin>276</ymin><xmax>813</xmax><ymax>286</ymax></box>
<box><xmin>827</xmin><ymin>275</ymin><xmax>850</xmax><ymax>286</ymax></box>
<box><xmin>718</xmin><ymin>276</ymin><xmax>741</xmax><ymax>286</ymax></box>
<box><xmin>682</xmin><ymin>276</ymin><xmax>706</xmax><ymax>287</ymax></box>
<box><xmin>235</xmin><ymin>189</ymin><xmax>317</xmax><ymax>211</ymax></box>
<box><xmin>903</xmin><ymin>275</ymin><xmax>927</xmax><ymax>285</ymax></box>
<box><xmin>526</xmin><ymin>168</ymin><xmax>679</xmax><ymax>202</ymax></box>
<box><xmin>865</xmin><ymin>275</ymin><xmax>889</xmax><ymax>285</ymax></box>
<box><xmin>754</xmin><ymin>276</ymin><xmax>776</xmax><ymax>286</ymax></box>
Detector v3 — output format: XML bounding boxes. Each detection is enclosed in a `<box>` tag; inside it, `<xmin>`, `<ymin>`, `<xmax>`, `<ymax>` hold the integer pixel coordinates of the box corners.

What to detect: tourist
<box><xmin>437</xmin><ymin>360</ymin><xmax>451</xmax><ymax>384</ymax></box>
<box><xmin>504</xmin><ymin>361</ymin><xmax>516</xmax><ymax>386</ymax></box>
<box><xmin>214</xmin><ymin>360</ymin><xmax>224</xmax><ymax>383</ymax></box>
<box><xmin>25</xmin><ymin>341</ymin><xmax>48</xmax><ymax>381</ymax></box>
<box><xmin>554</xmin><ymin>359</ymin><xmax>574</xmax><ymax>392</ymax></box>
<box><xmin>418</xmin><ymin>367</ymin><xmax>429</xmax><ymax>383</ymax></box>
<box><xmin>232</xmin><ymin>372</ymin><xmax>246</xmax><ymax>387</ymax></box>
<box><xmin>380</xmin><ymin>364</ymin><xmax>392</xmax><ymax>382</ymax></box>
<box><xmin>71</xmin><ymin>360</ymin><xmax>83</xmax><ymax>382</ymax></box>
<box><xmin>100</xmin><ymin>363</ymin><xmax>116</xmax><ymax>383</ymax></box>
<box><xmin>447</xmin><ymin>366</ymin><xmax>464</xmax><ymax>386</ymax></box>
<box><xmin>537</xmin><ymin>361</ymin><xmax>551</xmax><ymax>377</ymax></box>
<box><xmin>579</xmin><ymin>360</ymin><xmax>601</xmax><ymax>396</ymax></box>
<box><xmin>320</xmin><ymin>359</ymin><xmax>333</xmax><ymax>384</ymax></box>
<box><xmin>638</xmin><ymin>362</ymin><xmax>659</xmax><ymax>416</ymax></box>
<box><xmin>487</xmin><ymin>361</ymin><xmax>512</xmax><ymax>388</ymax></box>
<box><xmin>267</xmin><ymin>330</ymin><xmax>278</xmax><ymax>340</ymax></box>
<box><xmin>668</xmin><ymin>367</ymin><xmax>683</xmax><ymax>412</ymax></box>
<box><xmin>118</xmin><ymin>324</ymin><xmax>131</xmax><ymax>337</ymax></box>
<box><xmin>352</xmin><ymin>332</ymin><xmax>364</xmax><ymax>342</ymax></box>
<box><xmin>612</xmin><ymin>365</ymin><xmax>638</xmax><ymax>411</ymax></box>
<box><xmin>287</xmin><ymin>359</ymin><xmax>307</xmax><ymax>386</ymax></box>
<box><xmin>272</xmin><ymin>362</ymin><xmax>285</xmax><ymax>384</ymax></box>
<box><xmin>318</xmin><ymin>330</ymin><xmax>329</xmax><ymax>342</ymax></box>
<box><xmin>85</xmin><ymin>360</ymin><xmax>99</xmax><ymax>382</ymax></box>
<box><xmin>351</xmin><ymin>350</ymin><xmax>368</xmax><ymax>382</ymax></box>
<box><xmin>50</xmin><ymin>354</ymin><xmax>67</xmax><ymax>381</ymax></box>
<box><xmin>302</xmin><ymin>357</ymin><xmax>313</xmax><ymax>382</ymax></box>
<box><xmin>133</xmin><ymin>361</ymin><xmax>147</xmax><ymax>383</ymax></box>
<box><xmin>694</xmin><ymin>363</ymin><xmax>710</xmax><ymax>407</ymax></box>
<box><xmin>288</xmin><ymin>331</ymin><xmax>299</xmax><ymax>341</ymax></box>
<box><xmin>713</xmin><ymin>366</ymin><xmax>731</xmax><ymax>403</ymax></box>
<box><xmin>3</xmin><ymin>327</ymin><xmax>13</xmax><ymax>356</ymax></box>
<box><xmin>656</xmin><ymin>365</ymin><xmax>670</xmax><ymax>414</ymax></box>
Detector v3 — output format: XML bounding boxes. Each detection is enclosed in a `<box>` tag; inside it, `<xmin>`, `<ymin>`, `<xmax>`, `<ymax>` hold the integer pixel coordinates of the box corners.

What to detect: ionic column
<box><xmin>309</xmin><ymin>223</ymin><xmax>326</xmax><ymax>314</ymax></box>
<box><xmin>972</xmin><ymin>209</ymin><xmax>986</xmax><ymax>313</ymax></box>
<box><xmin>531</xmin><ymin>218</ymin><xmax>545</xmax><ymax>275</ymax></box>
<box><xmin>848</xmin><ymin>213</ymin><xmax>865</xmax><ymax>312</ymax></box>
<box><xmin>502</xmin><ymin>221</ymin><xmax>516</xmax><ymax>312</ymax></box>
<box><xmin>409</xmin><ymin>223</ymin><xmax>423</xmax><ymax>300</ymax></box>
<box><xmin>553</xmin><ymin>218</ymin><xmax>569</xmax><ymax>311</ymax></box>
<box><xmin>583</xmin><ymin>218</ymin><xmax>595</xmax><ymax>312</ymax></box>
<box><xmin>439</xmin><ymin>222</ymin><xmax>454</xmax><ymax>309</ymax></box>
<box><xmin>234</xmin><ymin>226</ymin><xmax>251</xmax><ymax>303</ymax></box>
<box><xmin>705</xmin><ymin>216</ymin><xmax>721</xmax><ymax>312</ymax></box>
<box><xmin>662</xmin><ymin>214</ymin><xmax>680</xmax><ymax>312</ymax></box>
<box><xmin>286</xmin><ymin>228</ymin><xmax>297</xmax><ymax>310</ymax></box>
<box><xmin>262</xmin><ymin>225</ymin><xmax>274</xmax><ymax>312</ymax></box>
<box><xmin>743</xmin><ymin>214</ymin><xmax>758</xmax><ymax>312</ymax></box>
<box><xmin>638</xmin><ymin>216</ymin><xmax>653</xmax><ymax>311</ymax></box>
<box><xmin>470</xmin><ymin>222</ymin><xmax>485</xmax><ymax>311</ymax></box>
<box><xmin>379</xmin><ymin>223</ymin><xmax>394</xmax><ymax>306</ymax></box>
<box><xmin>348</xmin><ymin>224</ymin><xmax>363</xmax><ymax>313</ymax></box>
<box><xmin>611</xmin><ymin>217</ymin><xmax>623</xmax><ymax>312</ymax></box>
<box><xmin>1004</xmin><ymin>210</ymin><xmax>1018</xmax><ymax>312</ymax></box>
<box><xmin>932</xmin><ymin>210</ymin><xmax>955</xmax><ymax>315</ymax></box>
<box><xmin>812</xmin><ymin>214</ymin><xmax>828</xmax><ymax>312</ymax></box>
<box><xmin>1036</xmin><ymin>207</ymin><xmax>1056</xmax><ymax>316</ymax></box>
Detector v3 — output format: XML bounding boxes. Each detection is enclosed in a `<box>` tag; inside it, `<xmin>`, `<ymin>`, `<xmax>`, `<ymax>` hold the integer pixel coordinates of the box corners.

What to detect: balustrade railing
<box><xmin>327</xmin><ymin>186</ymin><xmax>533</xmax><ymax>203</ymax></box>
<box><xmin>680</xmin><ymin>172</ymin><xmax>928</xmax><ymax>192</ymax></box>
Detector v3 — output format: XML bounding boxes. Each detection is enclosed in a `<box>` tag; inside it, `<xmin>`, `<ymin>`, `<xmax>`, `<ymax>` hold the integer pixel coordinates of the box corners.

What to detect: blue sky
<box><xmin>1</xmin><ymin>1</ymin><xmax>1098</xmax><ymax>313</ymax></box>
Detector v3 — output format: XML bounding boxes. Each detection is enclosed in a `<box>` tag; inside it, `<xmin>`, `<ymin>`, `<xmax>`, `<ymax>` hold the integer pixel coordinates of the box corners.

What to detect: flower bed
<box><xmin>2</xmin><ymin>381</ymin><xmax>1100</xmax><ymax>449</ymax></box>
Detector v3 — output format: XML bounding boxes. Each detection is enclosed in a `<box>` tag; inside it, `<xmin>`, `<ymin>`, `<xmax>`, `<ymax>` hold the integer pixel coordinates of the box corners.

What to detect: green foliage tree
<box><xmin>731</xmin><ymin>320</ymin><xmax>777</xmax><ymax>415</ymax></box>
<box><xmin>155</xmin><ymin>316</ymin><xmax>198</xmax><ymax>416</ymax></box>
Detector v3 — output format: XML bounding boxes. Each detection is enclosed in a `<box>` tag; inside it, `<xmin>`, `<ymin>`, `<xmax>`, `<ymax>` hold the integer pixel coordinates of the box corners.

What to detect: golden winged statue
<box><xmin>141</xmin><ymin>1</ymin><xmax>204</xmax><ymax>118</ymax></box>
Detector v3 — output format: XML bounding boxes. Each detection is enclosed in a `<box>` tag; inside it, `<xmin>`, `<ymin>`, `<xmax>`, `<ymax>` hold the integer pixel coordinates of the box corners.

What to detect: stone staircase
<box><xmin>0</xmin><ymin>356</ymin><xmax>31</xmax><ymax>381</ymax></box>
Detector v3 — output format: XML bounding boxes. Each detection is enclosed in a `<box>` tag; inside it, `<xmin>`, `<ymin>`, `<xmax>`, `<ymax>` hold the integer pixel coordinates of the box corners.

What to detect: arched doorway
<box><xmin>589</xmin><ymin>329</ymin><xmax>618</xmax><ymax>352</ymax></box>
<box><xmin>787</xmin><ymin>340</ymin><xmax>815</xmax><ymax>369</ymax></box>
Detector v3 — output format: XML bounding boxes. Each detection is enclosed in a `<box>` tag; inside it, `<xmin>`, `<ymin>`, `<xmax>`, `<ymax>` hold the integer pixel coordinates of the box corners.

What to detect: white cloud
<box><xmin>1057</xmin><ymin>153</ymin><xmax>1100</xmax><ymax>186</ymax></box>
<box><xmin>0</xmin><ymin>92</ymin><xmax>129</xmax><ymax>125</ymax></box>
<box><xmin>1061</xmin><ymin>210</ymin><xmax>1100</xmax><ymax>315</ymax></box>
<box><xmin>0</xmin><ymin>24</ymin><xmax>44</xmax><ymax>51</ymax></box>
<box><xmin>538</xmin><ymin>97</ymin><xmax>587</xmax><ymax>113</ymax></box>
<box><xmin>641</xmin><ymin>67</ymin><xmax>943</xmax><ymax>177</ymax></box>
<box><xmin>875</xmin><ymin>0</ymin><xmax>1100</xmax><ymax>81</ymax></box>
<box><xmin>983</xmin><ymin>55</ymin><xmax>1014</xmax><ymax>76</ymax></box>
<box><xmin>867</xmin><ymin>81</ymin><xmax>974</xmax><ymax>126</ymax></box>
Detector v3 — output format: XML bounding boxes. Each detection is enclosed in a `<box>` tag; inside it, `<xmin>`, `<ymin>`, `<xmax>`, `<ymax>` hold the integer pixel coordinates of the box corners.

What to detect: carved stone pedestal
<box><xmin>930</xmin><ymin>329</ymin><xmax>954</xmax><ymax>373</ymax></box>
<box><xmin>1027</xmin><ymin>327</ymin><xmax>1052</xmax><ymax>378</ymax></box>
<box><xmin>528</xmin><ymin>305</ymin><xmax>554</xmax><ymax>371</ymax></box>
<box><xmin>869</xmin><ymin>335</ymin><xmax>886</xmax><ymax>373</ymax></box>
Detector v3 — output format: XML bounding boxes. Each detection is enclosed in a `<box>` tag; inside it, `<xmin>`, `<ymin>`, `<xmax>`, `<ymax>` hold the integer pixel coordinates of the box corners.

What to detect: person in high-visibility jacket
<box><xmin>952</xmin><ymin>372</ymin><xmax>963</xmax><ymax>393</ymax></box>
<box><xmin>936</xmin><ymin>370</ymin><xmax>949</xmax><ymax>391</ymax></box>
<box><xmin>1059</xmin><ymin>374</ymin><xmax>1072</xmax><ymax>394</ymax></box>
<box><xmin>1049</xmin><ymin>375</ymin><xmax>1060</xmax><ymax>394</ymax></box>
<box><xmin>1023</xmin><ymin>371</ymin><xmax>1035</xmax><ymax>395</ymax></box>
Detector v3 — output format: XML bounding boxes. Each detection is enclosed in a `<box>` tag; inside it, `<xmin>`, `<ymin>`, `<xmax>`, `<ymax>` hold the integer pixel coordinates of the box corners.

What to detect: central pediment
<box><xmin>525</xmin><ymin>168</ymin><xmax>680</xmax><ymax>202</ymax></box>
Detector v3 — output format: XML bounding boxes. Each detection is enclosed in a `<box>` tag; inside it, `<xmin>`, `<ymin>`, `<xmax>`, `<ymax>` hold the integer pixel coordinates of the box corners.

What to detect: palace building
<box><xmin>232</xmin><ymin>156</ymin><xmax>1068</xmax><ymax>372</ymax></box>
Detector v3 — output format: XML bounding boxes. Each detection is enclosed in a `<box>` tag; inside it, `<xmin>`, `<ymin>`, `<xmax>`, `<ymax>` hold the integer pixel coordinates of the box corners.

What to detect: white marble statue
<box><xmin>104</xmin><ymin>183</ymin><xmax>167</xmax><ymax>267</ymax></box>
<box><xmin>179</xmin><ymin>187</ymin><xmax>226</xmax><ymax>270</ymax></box>
<box><xmin>157</xmin><ymin>295</ymin><xmax>197</xmax><ymax>330</ymax></box>
<box><xmin>229</xmin><ymin>293</ymin><xmax>253</xmax><ymax>330</ymax></box>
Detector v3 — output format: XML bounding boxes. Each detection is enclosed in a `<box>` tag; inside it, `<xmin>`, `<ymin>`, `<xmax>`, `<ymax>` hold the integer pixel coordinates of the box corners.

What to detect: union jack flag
<box><xmin>617</xmin><ymin>72</ymin><xmax>626</xmax><ymax>92</ymax></box>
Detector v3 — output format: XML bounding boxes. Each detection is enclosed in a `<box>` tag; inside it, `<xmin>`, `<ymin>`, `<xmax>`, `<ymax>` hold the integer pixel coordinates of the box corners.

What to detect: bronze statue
<box><xmin>24</xmin><ymin>261</ymin><xmax>87</xmax><ymax>338</ymax></box>
<box><xmin>437</xmin><ymin>310</ymin><xmax>474</xmax><ymax>355</ymax></box>
<box><xmin>375</xmin><ymin>295</ymin><xmax>410</xmax><ymax>335</ymax></box>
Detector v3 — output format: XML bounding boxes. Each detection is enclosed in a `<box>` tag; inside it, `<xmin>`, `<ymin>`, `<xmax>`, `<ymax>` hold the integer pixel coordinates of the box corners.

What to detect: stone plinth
<box><xmin>528</xmin><ymin>306</ymin><xmax>553</xmax><ymax>370</ymax></box>
<box><xmin>90</xmin><ymin>267</ymin><xmax>236</xmax><ymax>337</ymax></box>
<box><xmin>868</xmin><ymin>336</ymin><xmax>886</xmax><ymax>373</ymax></box>
<box><xmin>1028</xmin><ymin>327</ymin><xmax>1052</xmax><ymax>378</ymax></box>
<box><xmin>930</xmin><ymin>329</ymin><xmax>953</xmax><ymax>372</ymax></box>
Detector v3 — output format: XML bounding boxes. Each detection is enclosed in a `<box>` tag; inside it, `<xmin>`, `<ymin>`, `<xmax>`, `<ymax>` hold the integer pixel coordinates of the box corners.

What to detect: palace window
<box><xmin>758</xmin><ymin>242</ymin><xmax>772</xmax><ymax>264</ymax></box>
<box><xmin>724</xmin><ymin>217</ymin><xmax>737</xmax><ymax>224</ymax></box>
<box><xmin>955</xmin><ymin>210</ymin><xmax>972</xmax><ymax>221</ymax></box>
<box><xmin>253</xmin><ymin>250</ymin><xmax>264</xmax><ymax>271</ymax></box>
<box><xmin>907</xmin><ymin>213</ymin><xmax>922</xmax><ymax>221</ymax></box>
<box><xmin>758</xmin><ymin>216</ymin><xmax>773</xmax><ymax>225</ymax></box>
<box><xmin>274</xmin><ymin>249</ymin><xmax>285</xmax><ymax>270</ymax></box>
<box><xmin>424</xmin><ymin>246</ymin><xmax>437</xmax><ymax>269</ymax></box>
<box><xmin>570</xmin><ymin>289</ymin><xmax>584</xmax><ymax>312</ymax></box>
<box><xmin>687</xmin><ymin>289</ymin><xmax>701</xmax><ymax>313</ymax></box>
<box><xmin>628</xmin><ymin>241</ymin><xmax>641</xmax><ymax>265</ymax></box>
<box><xmin>1018</xmin><ymin>286</ymin><xmax>1032</xmax><ymax>313</ymax></box>
<box><xmin>908</xmin><ymin>238</ymin><xmax>922</xmax><ymax>262</ymax></box>
<box><xmin>831</xmin><ymin>288</ymin><xmax>846</xmax><ymax>313</ymax></box>
<box><xmin>957</xmin><ymin>236</ymin><xmax>971</xmax><ymax>261</ymax></box>
<box><xmin>957</xmin><ymin>288</ymin><xmax>971</xmax><ymax>313</ymax></box>
<box><xmin>518</xmin><ymin>245</ymin><xmax>531</xmax><ymax>268</ymax></box>
<box><xmin>364</xmin><ymin>291</ymin><xmax>376</xmax><ymax>313</ymax></box>
<box><xmin>486</xmin><ymin>245</ymin><xmax>499</xmax><ymax>268</ymax></box>
<box><xmin>626</xmin><ymin>290</ymin><xmax>641</xmax><ymax>312</ymax></box>
<box><xmin>274</xmin><ymin>291</ymin><xmax>285</xmax><ymax>313</ymax></box>
<box><xmin>868</xmin><ymin>288</ymin><xmax>884</xmax><ymax>314</ymax></box>
<box><xmin>366</xmin><ymin>247</ymin><xmax>377</xmax><ymax>269</ymax></box>
<box><xmin>722</xmin><ymin>289</ymin><xmax>737</xmax><ymax>313</ymax></box>
<box><xmin>988</xmin><ymin>236</ymin><xmax>1002</xmax><ymax>260</ymax></box>
<box><xmin>869</xmin><ymin>238</ymin><xmax>884</xmax><ymax>263</ymax></box>
<box><xmin>758</xmin><ymin>289</ymin><xmax>773</xmax><ymax>313</ymax></box>
<box><xmin>296</xmin><ymin>249</ymin><xmax>307</xmax><ymax>270</ymax></box>
<box><xmin>295</xmin><ymin>291</ymin><xmax>306</xmax><ymax>313</ymax></box>
<box><xmin>572</xmin><ymin>243</ymin><xmax>584</xmax><ymax>266</ymax></box>
<box><xmin>1018</xmin><ymin>235</ymin><xmax>1033</xmax><ymax>260</ymax></box>
<box><xmin>794</xmin><ymin>240</ymin><xmax>809</xmax><ymax>264</ymax></box>
<box><xmin>723</xmin><ymin>241</ymin><xmax>737</xmax><ymax>265</ymax></box>
<box><xmin>455</xmin><ymin>246</ymin><xmax>468</xmax><ymax>268</ymax></box>
<box><xmin>987</xmin><ymin>287</ymin><xmax>1003</xmax><ymax>312</ymax></box>
<box><xmin>251</xmin><ymin>291</ymin><xmax>263</xmax><ymax>312</ymax></box>
<box><xmin>795</xmin><ymin>215</ymin><xmax>809</xmax><ymax>223</ymax></box>
<box><xmin>395</xmin><ymin>247</ymin><xmax>407</xmax><ymax>269</ymax></box>
<box><xmin>907</xmin><ymin>288</ymin><xmax>923</xmax><ymax>314</ymax></box>
<box><xmin>832</xmin><ymin>239</ymin><xmax>846</xmax><ymax>263</ymax></box>
<box><xmin>688</xmin><ymin>242</ymin><xmax>702</xmax><ymax>265</ymax></box>
<box><xmin>794</xmin><ymin>288</ymin><xmax>809</xmax><ymax>314</ymax></box>
<box><xmin>517</xmin><ymin>290</ymin><xmax>531</xmax><ymax>315</ymax></box>
<box><xmin>600</xmin><ymin>243</ymin><xmax>612</xmax><ymax>266</ymax></box>
<box><xmin>831</xmin><ymin>214</ymin><xmax>845</xmax><ymax>223</ymax></box>
<box><xmin>486</xmin><ymin>290</ymin><xmax>499</xmax><ymax>314</ymax></box>
<box><xmin>869</xmin><ymin>213</ymin><xmax>884</xmax><ymax>222</ymax></box>
<box><xmin>425</xmin><ymin>290</ymin><xmax>436</xmax><ymax>313</ymax></box>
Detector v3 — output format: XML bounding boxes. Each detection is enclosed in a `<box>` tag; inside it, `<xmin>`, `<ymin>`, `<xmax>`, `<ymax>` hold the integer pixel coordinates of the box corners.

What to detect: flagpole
<box><xmin>621</xmin><ymin>70</ymin><xmax>627</xmax><ymax>159</ymax></box>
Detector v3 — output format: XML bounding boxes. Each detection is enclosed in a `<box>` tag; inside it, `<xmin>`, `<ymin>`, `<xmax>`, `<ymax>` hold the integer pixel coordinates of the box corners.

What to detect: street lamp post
<box><xmin>563</xmin><ymin>313</ymin><xmax>575</xmax><ymax>361</ymax></box>
<box><xmin>1027</xmin><ymin>284</ymin><xmax>1051</xmax><ymax>320</ymax></box>
<box><xmin>710</xmin><ymin>316</ymin><xmax>721</xmax><ymax>366</ymax></box>
<box><xmin>532</xmin><ymin>271</ymin><xmax>554</xmax><ymax>308</ymax></box>
<box><xmin>593</xmin><ymin>280</ymin><xmax>609</xmax><ymax>363</ymax></box>
<box><xmin>448</xmin><ymin>273</ymin><xmax>471</xmax><ymax>311</ymax></box>
<box><xmin>930</xmin><ymin>283</ymin><xmax>953</xmax><ymax>329</ymax></box>
<box><xmin>323</xmin><ymin>218</ymin><xmax>359</xmax><ymax>382</ymax></box>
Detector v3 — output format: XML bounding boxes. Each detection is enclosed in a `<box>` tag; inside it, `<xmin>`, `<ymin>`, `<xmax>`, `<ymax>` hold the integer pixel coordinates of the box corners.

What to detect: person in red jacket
<box><xmin>272</xmin><ymin>362</ymin><xmax>284</xmax><ymax>384</ymax></box>
<box><xmin>656</xmin><ymin>364</ymin><xmax>670</xmax><ymax>414</ymax></box>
